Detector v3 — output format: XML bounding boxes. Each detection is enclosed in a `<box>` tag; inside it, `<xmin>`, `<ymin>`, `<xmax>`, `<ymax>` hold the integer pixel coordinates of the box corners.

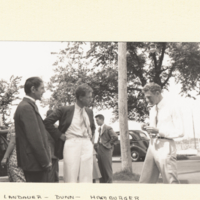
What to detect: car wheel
<box><xmin>131</xmin><ymin>149</ymin><xmax>140</xmax><ymax>162</ymax></box>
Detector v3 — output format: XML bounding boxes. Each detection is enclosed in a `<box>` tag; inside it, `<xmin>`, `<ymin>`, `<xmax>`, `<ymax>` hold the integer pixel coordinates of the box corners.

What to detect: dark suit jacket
<box><xmin>99</xmin><ymin>124</ymin><xmax>118</xmax><ymax>149</ymax></box>
<box><xmin>43</xmin><ymin>105</ymin><xmax>96</xmax><ymax>159</ymax></box>
<box><xmin>14</xmin><ymin>98</ymin><xmax>51</xmax><ymax>171</ymax></box>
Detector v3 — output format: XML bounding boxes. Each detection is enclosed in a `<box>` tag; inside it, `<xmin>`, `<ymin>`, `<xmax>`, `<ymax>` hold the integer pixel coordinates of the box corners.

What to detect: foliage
<box><xmin>46</xmin><ymin>42</ymin><xmax>200</xmax><ymax>121</ymax></box>
<box><xmin>0</xmin><ymin>76</ymin><xmax>22</xmax><ymax>126</ymax></box>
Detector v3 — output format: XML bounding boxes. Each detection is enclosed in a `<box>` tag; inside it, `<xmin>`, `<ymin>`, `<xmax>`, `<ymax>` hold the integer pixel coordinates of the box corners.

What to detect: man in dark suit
<box><xmin>14</xmin><ymin>77</ymin><xmax>52</xmax><ymax>182</ymax></box>
<box><xmin>95</xmin><ymin>114</ymin><xmax>118</xmax><ymax>183</ymax></box>
<box><xmin>44</xmin><ymin>83</ymin><xmax>95</xmax><ymax>183</ymax></box>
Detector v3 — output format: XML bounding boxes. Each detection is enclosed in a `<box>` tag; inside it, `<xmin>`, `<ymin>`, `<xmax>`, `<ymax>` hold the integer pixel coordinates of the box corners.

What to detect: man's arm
<box><xmin>44</xmin><ymin>107</ymin><xmax>65</xmax><ymax>141</ymax></box>
<box><xmin>108</xmin><ymin>126</ymin><xmax>118</xmax><ymax>144</ymax></box>
<box><xmin>20</xmin><ymin>105</ymin><xmax>50</xmax><ymax>167</ymax></box>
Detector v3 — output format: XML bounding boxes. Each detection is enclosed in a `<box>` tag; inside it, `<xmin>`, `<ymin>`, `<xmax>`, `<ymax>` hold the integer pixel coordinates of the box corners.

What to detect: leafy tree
<box><xmin>0</xmin><ymin>76</ymin><xmax>22</xmax><ymax>126</ymax></box>
<box><xmin>46</xmin><ymin>42</ymin><xmax>200</xmax><ymax>121</ymax></box>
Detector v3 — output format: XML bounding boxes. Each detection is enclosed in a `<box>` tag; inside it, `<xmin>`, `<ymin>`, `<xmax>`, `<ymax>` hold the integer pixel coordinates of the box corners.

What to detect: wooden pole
<box><xmin>192</xmin><ymin>108</ymin><xmax>197</xmax><ymax>149</ymax></box>
<box><xmin>118</xmin><ymin>42</ymin><xmax>132</xmax><ymax>172</ymax></box>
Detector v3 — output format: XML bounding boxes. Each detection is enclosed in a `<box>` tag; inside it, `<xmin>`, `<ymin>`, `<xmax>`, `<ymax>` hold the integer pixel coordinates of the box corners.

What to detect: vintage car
<box><xmin>113</xmin><ymin>130</ymin><xmax>149</xmax><ymax>162</ymax></box>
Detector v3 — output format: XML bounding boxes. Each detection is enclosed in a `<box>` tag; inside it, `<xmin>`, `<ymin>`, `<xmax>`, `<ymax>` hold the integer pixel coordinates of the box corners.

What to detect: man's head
<box><xmin>142</xmin><ymin>82</ymin><xmax>162</xmax><ymax>106</ymax></box>
<box><xmin>95</xmin><ymin>114</ymin><xmax>104</xmax><ymax>126</ymax></box>
<box><xmin>75</xmin><ymin>83</ymin><xmax>93</xmax><ymax>107</ymax></box>
<box><xmin>24</xmin><ymin>77</ymin><xmax>45</xmax><ymax>100</ymax></box>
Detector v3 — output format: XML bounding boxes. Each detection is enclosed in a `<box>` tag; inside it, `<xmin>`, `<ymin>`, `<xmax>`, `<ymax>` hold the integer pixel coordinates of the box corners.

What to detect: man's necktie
<box><xmin>81</xmin><ymin>108</ymin><xmax>92</xmax><ymax>139</ymax></box>
<box><xmin>98</xmin><ymin>127</ymin><xmax>101</xmax><ymax>143</ymax></box>
<box><xmin>155</xmin><ymin>105</ymin><xmax>158</xmax><ymax>127</ymax></box>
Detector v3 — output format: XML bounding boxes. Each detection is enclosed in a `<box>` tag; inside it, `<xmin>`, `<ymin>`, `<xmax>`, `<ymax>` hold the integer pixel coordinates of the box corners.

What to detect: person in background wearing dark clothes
<box><xmin>1</xmin><ymin>125</ymin><xmax>25</xmax><ymax>182</ymax></box>
<box><xmin>14</xmin><ymin>77</ymin><xmax>51</xmax><ymax>182</ymax></box>
<box><xmin>95</xmin><ymin>114</ymin><xmax>118</xmax><ymax>183</ymax></box>
<box><xmin>46</xmin><ymin>109</ymin><xmax>59</xmax><ymax>182</ymax></box>
<box><xmin>92</xmin><ymin>138</ymin><xmax>101</xmax><ymax>183</ymax></box>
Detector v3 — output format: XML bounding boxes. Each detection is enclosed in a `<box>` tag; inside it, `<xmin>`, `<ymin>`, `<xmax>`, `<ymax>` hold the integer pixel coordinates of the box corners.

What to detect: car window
<box><xmin>139</xmin><ymin>132</ymin><xmax>148</xmax><ymax>139</ymax></box>
<box><xmin>129</xmin><ymin>131</ymin><xmax>140</xmax><ymax>140</ymax></box>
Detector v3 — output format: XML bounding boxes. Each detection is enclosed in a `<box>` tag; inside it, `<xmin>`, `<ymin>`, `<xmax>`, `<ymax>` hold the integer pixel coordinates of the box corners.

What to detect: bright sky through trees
<box><xmin>0</xmin><ymin>41</ymin><xmax>199</xmax><ymax>140</ymax></box>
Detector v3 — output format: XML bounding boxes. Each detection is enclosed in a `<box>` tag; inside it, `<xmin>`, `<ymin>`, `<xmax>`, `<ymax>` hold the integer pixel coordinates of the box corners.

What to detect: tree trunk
<box><xmin>118</xmin><ymin>42</ymin><xmax>132</xmax><ymax>172</ymax></box>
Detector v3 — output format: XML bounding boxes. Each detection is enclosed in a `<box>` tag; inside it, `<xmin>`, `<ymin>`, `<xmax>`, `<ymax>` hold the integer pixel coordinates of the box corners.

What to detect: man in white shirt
<box><xmin>44</xmin><ymin>84</ymin><xmax>95</xmax><ymax>183</ymax></box>
<box><xmin>139</xmin><ymin>82</ymin><xmax>184</xmax><ymax>184</ymax></box>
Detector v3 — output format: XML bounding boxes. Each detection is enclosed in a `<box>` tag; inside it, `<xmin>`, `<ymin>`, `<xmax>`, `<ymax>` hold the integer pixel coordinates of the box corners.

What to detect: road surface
<box><xmin>58</xmin><ymin>156</ymin><xmax>200</xmax><ymax>183</ymax></box>
<box><xmin>1</xmin><ymin>157</ymin><xmax>200</xmax><ymax>183</ymax></box>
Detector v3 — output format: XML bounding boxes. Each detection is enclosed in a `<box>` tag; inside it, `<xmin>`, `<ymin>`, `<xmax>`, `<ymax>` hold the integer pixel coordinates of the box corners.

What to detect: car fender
<box><xmin>130</xmin><ymin>144</ymin><xmax>147</xmax><ymax>154</ymax></box>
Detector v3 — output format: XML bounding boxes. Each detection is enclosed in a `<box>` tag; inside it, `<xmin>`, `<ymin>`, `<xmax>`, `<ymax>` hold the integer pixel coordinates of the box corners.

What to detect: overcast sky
<box><xmin>0</xmin><ymin>41</ymin><xmax>200</xmax><ymax>141</ymax></box>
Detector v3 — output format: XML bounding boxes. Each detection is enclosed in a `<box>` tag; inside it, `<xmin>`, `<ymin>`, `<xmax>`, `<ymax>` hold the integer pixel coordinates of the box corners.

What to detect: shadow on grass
<box><xmin>113</xmin><ymin>170</ymin><xmax>140</xmax><ymax>182</ymax></box>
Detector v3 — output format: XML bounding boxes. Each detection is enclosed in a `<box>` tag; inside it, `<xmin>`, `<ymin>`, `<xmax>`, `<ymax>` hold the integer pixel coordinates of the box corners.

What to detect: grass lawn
<box><xmin>113</xmin><ymin>170</ymin><xmax>140</xmax><ymax>182</ymax></box>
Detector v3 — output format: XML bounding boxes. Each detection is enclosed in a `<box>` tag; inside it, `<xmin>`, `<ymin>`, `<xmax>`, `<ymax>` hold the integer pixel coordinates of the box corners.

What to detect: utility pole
<box><xmin>191</xmin><ymin>107</ymin><xmax>197</xmax><ymax>149</ymax></box>
<box><xmin>118</xmin><ymin>42</ymin><xmax>132</xmax><ymax>172</ymax></box>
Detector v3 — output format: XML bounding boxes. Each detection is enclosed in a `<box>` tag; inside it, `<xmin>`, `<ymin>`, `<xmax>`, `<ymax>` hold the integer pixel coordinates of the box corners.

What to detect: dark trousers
<box><xmin>24</xmin><ymin>159</ymin><xmax>59</xmax><ymax>183</ymax></box>
<box><xmin>48</xmin><ymin>159</ymin><xmax>59</xmax><ymax>182</ymax></box>
<box><xmin>24</xmin><ymin>170</ymin><xmax>49</xmax><ymax>182</ymax></box>
<box><xmin>97</xmin><ymin>144</ymin><xmax>113</xmax><ymax>183</ymax></box>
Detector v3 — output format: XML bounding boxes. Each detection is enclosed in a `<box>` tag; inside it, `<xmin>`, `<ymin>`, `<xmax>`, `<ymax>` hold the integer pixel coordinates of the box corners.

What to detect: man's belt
<box><xmin>157</xmin><ymin>137</ymin><xmax>166</xmax><ymax>139</ymax></box>
<box><xmin>157</xmin><ymin>136</ymin><xmax>172</xmax><ymax>140</ymax></box>
<box><xmin>151</xmin><ymin>136</ymin><xmax>171</xmax><ymax>140</ymax></box>
<box><xmin>66</xmin><ymin>133</ymin><xmax>89</xmax><ymax>140</ymax></box>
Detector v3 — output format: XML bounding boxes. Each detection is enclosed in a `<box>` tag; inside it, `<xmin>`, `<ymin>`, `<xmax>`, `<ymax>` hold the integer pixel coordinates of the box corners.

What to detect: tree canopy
<box><xmin>0</xmin><ymin>76</ymin><xmax>22</xmax><ymax>126</ymax></box>
<box><xmin>46</xmin><ymin>42</ymin><xmax>200</xmax><ymax>121</ymax></box>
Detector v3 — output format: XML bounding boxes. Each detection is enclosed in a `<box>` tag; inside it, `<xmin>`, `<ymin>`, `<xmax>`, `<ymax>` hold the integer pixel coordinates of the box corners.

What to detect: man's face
<box><xmin>144</xmin><ymin>91</ymin><xmax>159</xmax><ymax>106</ymax></box>
<box><xmin>95</xmin><ymin>117</ymin><xmax>104</xmax><ymax>126</ymax></box>
<box><xmin>33</xmin><ymin>82</ymin><xmax>45</xmax><ymax>100</ymax></box>
<box><xmin>80</xmin><ymin>92</ymin><xmax>93</xmax><ymax>107</ymax></box>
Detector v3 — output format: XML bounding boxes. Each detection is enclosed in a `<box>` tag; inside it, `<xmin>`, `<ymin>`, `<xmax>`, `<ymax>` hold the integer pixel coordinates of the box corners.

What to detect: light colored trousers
<box><xmin>63</xmin><ymin>137</ymin><xmax>93</xmax><ymax>183</ymax></box>
<box><xmin>139</xmin><ymin>138</ymin><xmax>179</xmax><ymax>184</ymax></box>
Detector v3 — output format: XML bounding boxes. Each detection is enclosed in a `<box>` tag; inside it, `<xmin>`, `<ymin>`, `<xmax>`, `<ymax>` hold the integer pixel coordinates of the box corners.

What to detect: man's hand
<box><xmin>43</xmin><ymin>162</ymin><xmax>52</xmax><ymax>172</ymax></box>
<box><xmin>0</xmin><ymin>126</ymin><xmax>7</xmax><ymax>130</ymax></box>
<box><xmin>60</xmin><ymin>134</ymin><xmax>66</xmax><ymax>141</ymax></box>
<box><xmin>141</xmin><ymin>123</ymin><xmax>149</xmax><ymax>131</ymax></box>
<box><xmin>1</xmin><ymin>158</ymin><xmax>7</xmax><ymax>168</ymax></box>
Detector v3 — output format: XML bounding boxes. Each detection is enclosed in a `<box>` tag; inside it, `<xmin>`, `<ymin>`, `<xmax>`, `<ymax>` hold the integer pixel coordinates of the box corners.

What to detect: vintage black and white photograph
<box><xmin>0</xmin><ymin>41</ymin><xmax>200</xmax><ymax>184</ymax></box>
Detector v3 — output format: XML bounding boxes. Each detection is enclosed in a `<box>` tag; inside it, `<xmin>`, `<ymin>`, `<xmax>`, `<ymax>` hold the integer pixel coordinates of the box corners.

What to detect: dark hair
<box><xmin>75</xmin><ymin>83</ymin><xmax>93</xmax><ymax>100</ymax></box>
<box><xmin>95</xmin><ymin>114</ymin><xmax>105</xmax><ymax>121</ymax></box>
<box><xmin>46</xmin><ymin>109</ymin><xmax>53</xmax><ymax>117</ymax></box>
<box><xmin>24</xmin><ymin>77</ymin><xmax>43</xmax><ymax>95</ymax></box>
<box><xmin>142</xmin><ymin>82</ymin><xmax>161</xmax><ymax>94</ymax></box>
